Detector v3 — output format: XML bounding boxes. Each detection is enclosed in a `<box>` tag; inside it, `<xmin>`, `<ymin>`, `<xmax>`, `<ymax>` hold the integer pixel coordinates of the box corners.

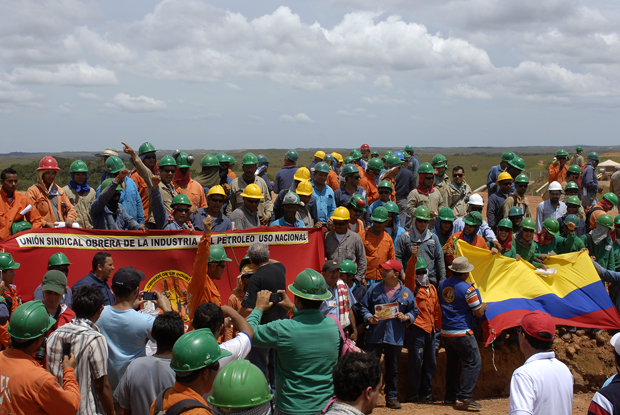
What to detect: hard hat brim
<box><xmin>288</xmin><ymin>284</ymin><xmax>332</xmax><ymax>301</ymax></box>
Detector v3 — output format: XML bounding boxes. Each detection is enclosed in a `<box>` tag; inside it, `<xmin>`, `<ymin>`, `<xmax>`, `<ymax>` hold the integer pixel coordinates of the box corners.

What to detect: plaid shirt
<box><xmin>326</xmin><ymin>401</ymin><xmax>365</xmax><ymax>415</ymax></box>
<box><xmin>47</xmin><ymin>318</ymin><xmax>109</xmax><ymax>415</ymax></box>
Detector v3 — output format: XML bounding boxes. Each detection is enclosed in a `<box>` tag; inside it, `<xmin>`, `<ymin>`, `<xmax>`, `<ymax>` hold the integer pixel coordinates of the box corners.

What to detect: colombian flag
<box><xmin>456</xmin><ymin>242</ymin><xmax>620</xmax><ymax>345</ymax></box>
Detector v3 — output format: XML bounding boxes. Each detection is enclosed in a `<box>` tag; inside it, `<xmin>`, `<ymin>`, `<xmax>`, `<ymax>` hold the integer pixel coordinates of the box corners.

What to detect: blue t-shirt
<box><xmin>97</xmin><ymin>306</ymin><xmax>155</xmax><ymax>392</ymax></box>
<box><xmin>270</xmin><ymin>217</ymin><xmax>306</xmax><ymax>227</ymax></box>
<box><xmin>439</xmin><ymin>276</ymin><xmax>481</xmax><ymax>336</ymax></box>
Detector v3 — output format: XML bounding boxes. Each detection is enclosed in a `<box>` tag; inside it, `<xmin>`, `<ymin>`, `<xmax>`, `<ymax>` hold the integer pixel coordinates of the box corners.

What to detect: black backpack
<box><xmin>153</xmin><ymin>388</ymin><xmax>209</xmax><ymax>415</ymax></box>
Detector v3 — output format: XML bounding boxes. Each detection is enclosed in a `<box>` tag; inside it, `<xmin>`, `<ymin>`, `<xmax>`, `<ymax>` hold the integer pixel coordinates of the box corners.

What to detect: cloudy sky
<box><xmin>1</xmin><ymin>0</ymin><xmax>620</xmax><ymax>152</ymax></box>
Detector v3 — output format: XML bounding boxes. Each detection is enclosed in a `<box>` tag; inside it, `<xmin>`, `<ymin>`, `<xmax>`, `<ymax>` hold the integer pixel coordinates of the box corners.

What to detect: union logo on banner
<box><xmin>144</xmin><ymin>270</ymin><xmax>190</xmax><ymax>321</ymax></box>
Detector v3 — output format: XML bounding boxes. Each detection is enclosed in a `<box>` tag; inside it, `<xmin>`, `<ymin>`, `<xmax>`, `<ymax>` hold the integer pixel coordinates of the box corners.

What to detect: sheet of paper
<box><xmin>375</xmin><ymin>302</ymin><xmax>399</xmax><ymax>320</ymax></box>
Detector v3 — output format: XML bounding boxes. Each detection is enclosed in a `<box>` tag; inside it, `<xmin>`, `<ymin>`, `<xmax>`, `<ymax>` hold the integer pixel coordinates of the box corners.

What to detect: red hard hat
<box><xmin>36</xmin><ymin>156</ymin><xmax>61</xmax><ymax>171</ymax></box>
<box><xmin>361</xmin><ymin>144</ymin><xmax>370</xmax><ymax>150</ymax></box>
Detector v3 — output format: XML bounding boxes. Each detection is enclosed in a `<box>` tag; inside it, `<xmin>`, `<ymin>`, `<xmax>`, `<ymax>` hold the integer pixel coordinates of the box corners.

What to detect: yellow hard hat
<box><xmin>294</xmin><ymin>167</ymin><xmax>311</xmax><ymax>181</ymax></box>
<box><xmin>496</xmin><ymin>171</ymin><xmax>514</xmax><ymax>183</ymax></box>
<box><xmin>331</xmin><ymin>152</ymin><xmax>344</xmax><ymax>163</ymax></box>
<box><xmin>240</xmin><ymin>184</ymin><xmax>263</xmax><ymax>199</ymax></box>
<box><xmin>296</xmin><ymin>180</ymin><xmax>313</xmax><ymax>196</ymax></box>
<box><xmin>207</xmin><ymin>185</ymin><xmax>226</xmax><ymax>197</ymax></box>
<box><xmin>314</xmin><ymin>151</ymin><xmax>325</xmax><ymax>159</ymax></box>
<box><xmin>330</xmin><ymin>206</ymin><xmax>350</xmax><ymax>221</ymax></box>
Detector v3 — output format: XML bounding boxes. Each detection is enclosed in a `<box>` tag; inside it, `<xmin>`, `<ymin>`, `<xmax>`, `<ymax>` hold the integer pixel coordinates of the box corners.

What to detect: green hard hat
<box><xmin>208</xmin><ymin>245</ymin><xmax>232</xmax><ymax>263</ymax></box>
<box><xmin>508</xmin><ymin>206</ymin><xmax>523</xmax><ymax>217</ymax></box>
<box><xmin>288</xmin><ymin>269</ymin><xmax>332</xmax><ymax>301</ymax></box>
<box><xmin>216</xmin><ymin>153</ymin><xmax>230</xmax><ymax>164</ymax></box>
<box><xmin>257</xmin><ymin>154</ymin><xmax>269</xmax><ymax>164</ymax></box>
<box><xmin>69</xmin><ymin>160</ymin><xmax>88</xmax><ymax>173</ymax></box>
<box><xmin>514</xmin><ymin>174</ymin><xmax>529</xmax><ymax>184</ymax></box>
<box><xmin>615</xmin><ymin>215</ymin><xmax>620</xmax><ymax>226</ymax></box>
<box><xmin>587</xmin><ymin>152</ymin><xmax>599</xmax><ymax>161</ymax></box>
<box><xmin>416</xmin><ymin>257</ymin><xmax>428</xmax><ymax>271</ymax></box>
<box><xmin>101</xmin><ymin>178</ymin><xmax>122</xmax><ymax>192</ymax></box>
<box><xmin>160</xmin><ymin>155</ymin><xmax>177</xmax><ymax>167</ymax></box>
<box><xmin>175</xmin><ymin>152</ymin><xmax>191</xmax><ymax>168</ymax></box>
<box><xmin>520</xmin><ymin>217</ymin><xmax>536</xmax><ymax>231</ymax></box>
<box><xmin>11</xmin><ymin>221</ymin><xmax>32</xmax><ymax>235</ymax></box>
<box><xmin>386</xmin><ymin>154</ymin><xmax>402</xmax><ymax>167</ymax></box>
<box><xmin>378</xmin><ymin>180</ymin><xmax>393</xmax><ymax>190</ymax></box>
<box><xmin>567</xmin><ymin>165</ymin><xmax>581</xmax><ymax>175</ymax></box>
<box><xmin>7</xmin><ymin>301</ymin><xmax>56</xmax><ymax>341</ymax></box>
<box><xmin>438</xmin><ymin>206</ymin><xmax>455</xmax><ymax>222</ymax></box>
<box><xmin>48</xmin><ymin>252</ymin><xmax>71</xmax><ymax>267</ymax></box>
<box><xmin>501</xmin><ymin>151</ymin><xmax>515</xmax><ymax>162</ymax></box>
<box><xmin>239</xmin><ymin>255</ymin><xmax>252</xmax><ymax>271</ymax></box>
<box><xmin>367</xmin><ymin>158</ymin><xmax>383</xmax><ymax>171</ymax></box>
<box><xmin>508</xmin><ymin>157</ymin><xmax>525</xmax><ymax>170</ymax></box>
<box><xmin>171</xmin><ymin>194</ymin><xmax>191</xmax><ymax>207</ymax></box>
<box><xmin>370</xmin><ymin>150</ymin><xmax>380</xmax><ymax>157</ymax></box>
<box><xmin>566</xmin><ymin>195</ymin><xmax>581</xmax><ymax>206</ymax></box>
<box><xmin>371</xmin><ymin>206</ymin><xmax>388</xmax><ymax>223</ymax></box>
<box><xmin>171</xmin><ymin>329</ymin><xmax>232</xmax><ymax>373</ymax></box>
<box><xmin>404</xmin><ymin>145</ymin><xmax>414</xmax><ymax>153</ymax></box>
<box><xmin>565</xmin><ymin>214</ymin><xmax>580</xmax><ymax>226</ymax></box>
<box><xmin>542</xmin><ymin>217</ymin><xmax>560</xmax><ymax>236</ymax></box>
<box><xmin>576</xmin><ymin>146</ymin><xmax>583</xmax><ymax>152</ymax></box>
<box><xmin>413</xmin><ymin>206</ymin><xmax>431</xmax><ymax>221</ymax></box>
<box><xmin>105</xmin><ymin>156</ymin><xmax>125</xmax><ymax>174</ymax></box>
<box><xmin>285</xmin><ymin>150</ymin><xmax>299</xmax><ymax>161</ymax></box>
<box><xmin>418</xmin><ymin>162</ymin><xmax>434</xmax><ymax>174</ymax></box>
<box><xmin>228</xmin><ymin>155</ymin><xmax>237</xmax><ymax>164</ymax></box>
<box><xmin>339</xmin><ymin>259</ymin><xmax>357</xmax><ymax>275</ymax></box>
<box><xmin>138</xmin><ymin>142</ymin><xmax>157</xmax><ymax>156</ymax></box>
<box><xmin>200</xmin><ymin>154</ymin><xmax>219</xmax><ymax>167</ymax></box>
<box><xmin>344</xmin><ymin>156</ymin><xmax>355</xmax><ymax>164</ymax></box>
<box><xmin>565</xmin><ymin>181</ymin><xmax>579</xmax><ymax>191</ymax></box>
<box><xmin>323</xmin><ymin>154</ymin><xmax>334</xmax><ymax>163</ymax></box>
<box><xmin>463</xmin><ymin>211</ymin><xmax>483</xmax><ymax>226</ymax></box>
<box><xmin>384</xmin><ymin>151</ymin><xmax>393</xmax><ymax>158</ymax></box>
<box><xmin>282</xmin><ymin>192</ymin><xmax>301</xmax><ymax>205</ymax></box>
<box><xmin>431</xmin><ymin>154</ymin><xmax>447</xmax><ymax>168</ymax></box>
<box><xmin>349</xmin><ymin>149</ymin><xmax>357</xmax><ymax>156</ymax></box>
<box><xmin>0</xmin><ymin>253</ymin><xmax>20</xmax><ymax>270</ymax></box>
<box><xmin>497</xmin><ymin>218</ymin><xmax>513</xmax><ymax>230</ymax></box>
<box><xmin>342</xmin><ymin>164</ymin><xmax>359</xmax><ymax>177</ymax></box>
<box><xmin>383</xmin><ymin>201</ymin><xmax>399</xmax><ymax>214</ymax></box>
<box><xmin>208</xmin><ymin>360</ymin><xmax>273</xmax><ymax>409</ymax></box>
<box><xmin>348</xmin><ymin>194</ymin><xmax>367</xmax><ymax>212</ymax></box>
<box><xmin>314</xmin><ymin>162</ymin><xmax>330</xmax><ymax>174</ymax></box>
<box><xmin>351</xmin><ymin>150</ymin><xmax>362</xmax><ymax>160</ymax></box>
<box><xmin>556</xmin><ymin>149</ymin><xmax>569</xmax><ymax>157</ymax></box>
<box><xmin>242</xmin><ymin>153</ymin><xmax>258</xmax><ymax>165</ymax></box>
<box><xmin>604</xmin><ymin>192</ymin><xmax>618</xmax><ymax>207</ymax></box>
<box><xmin>597</xmin><ymin>214</ymin><xmax>614</xmax><ymax>230</ymax></box>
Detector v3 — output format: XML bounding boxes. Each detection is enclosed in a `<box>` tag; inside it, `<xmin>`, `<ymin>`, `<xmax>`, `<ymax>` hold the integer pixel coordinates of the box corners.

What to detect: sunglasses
<box><xmin>175</xmin><ymin>207</ymin><xmax>190</xmax><ymax>213</ymax></box>
<box><xmin>379</xmin><ymin>190</ymin><xmax>391</xmax><ymax>195</ymax></box>
<box><xmin>246</xmin><ymin>199</ymin><xmax>260</xmax><ymax>204</ymax></box>
<box><xmin>352</xmin><ymin>175</ymin><xmax>361</xmax><ymax>180</ymax></box>
<box><xmin>333</xmin><ymin>220</ymin><xmax>348</xmax><ymax>226</ymax></box>
<box><xmin>210</xmin><ymin>198</ymin><xmax>225</xmax><ymax>204</ymax></box>
<box><xmin>144</xmin><ymin>155</ymin><xmax>156</xmax><ymax>160</ymax></box>
<box><xmin>516</xmin><ymin>184</ymin><xmax>528</xmax><ymax>188</ymax></box>
<box><xmin>498</xmin><ymin>227</ymin><xmax>511</xmax><ymax>233</ymax></box>
<box><xmin>557</xmin><ymin>157</ymin><xmax>567</xmax><ymax>160</ymax></box>
<box><xmin>441</xmin><ymin>220</ymin><xmax>452</xmax><ymax>225</ymax></box>
<box><xmin>521</xmin><ymin>228</ymin><xmax>534</xmax><ymax>233</ymax></box>
<box><xmin>216</xmin><ymin>262</ymin><xmax>226</xmax><ymax>269</ymax></box>
<box><xmin>371</xmin><ymin>169</ymin><xmax>381</xmax><ymax>175</ymax></box>
<box><xmin>500</xmin><ymin>181</ymin><xmax>513</xmax><ymax>186</ymax></box>
<box><xmin>162</xmin><ymin>168</ymin><xmax>176</xmax><ymax>174</ymax></box>
<box><xmin>453</xmin><ymin>174</ymin><xmax>463</xmax><ymax>178</ymax></box>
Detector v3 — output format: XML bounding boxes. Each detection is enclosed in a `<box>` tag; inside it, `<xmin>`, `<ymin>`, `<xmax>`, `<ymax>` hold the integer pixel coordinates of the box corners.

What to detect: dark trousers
<box><xmin>405</xmin><ymin>325</ymin><xmax>436</xmax><ymax>399</ymax></box>
<box><xmin>249</xmin><ymin>346</ymin><xmax>276</xmax><ymax>392</ymax></box>
<box><xmin>443</xmin><ymin>334</ymin><xmax>481</xmax><ymax>400</ymax></box>
<box><xmin>367</xmin><ymin>343</ymin><xmax>403</xmax><ymax>400</ymax></box>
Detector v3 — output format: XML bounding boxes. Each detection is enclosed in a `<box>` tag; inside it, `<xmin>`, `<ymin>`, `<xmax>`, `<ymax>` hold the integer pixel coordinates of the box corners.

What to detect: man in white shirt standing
<box><xmin>509</xmin><ymin>310</ymin><xmax>573</xmax><ymax>415</ymax></box>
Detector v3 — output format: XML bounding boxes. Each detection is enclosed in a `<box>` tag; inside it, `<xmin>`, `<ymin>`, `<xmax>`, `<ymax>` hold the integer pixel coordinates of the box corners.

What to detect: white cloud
<box><xmin>445</xmin><ymin>84</ymin><xmax>492</xmax><ymax>99</ymax></box>
<box><xmin>0</xmin><ymin>80</ymin><xmax>40</xmax><ymax>103</ymax></box>
<box><xmin>373</xmin><ymin>75</ymin><xmax>393</xmax><ymax>89</ymax></box>
<box><xmin>8</xmin><ymin>63</ymin><xmax>118</xmax><ymax>86</ymax></box>
<box><xmin>248</xmin><ymin>114</ymin><xmax>264</xmax><ymax>121</ymax></box>
<box><xmin>78</xmin><ymin>92</ymin><xmax>102</xmax><ymax>100</ymax></box>
<box><xmin>56</xmin><ymin>104</ymin><xmax>71</xmax><ymax>114</ymax></box>
<box><xmin>336</xmin><ymin>108</ymin><xmax>367</xmax><ymax>115</ymax></box>
<box><xmin>361</xmin><ymin>95</ymin><xmax>408</xmax><ymax>105</ymax></box>
<box><xmin>109</xmin><ymin>93</ymin><xmax>167</xmax><ymax>112</ymax></box>
<box><xmin>279</xmin><ymin>113</ymin><xmax>315</xmax><ymax>123</ymax></box>
<box><xmin>225</xmin><ymin>82</ymin><xmax>241</xmax><ymax>91</ymax></box>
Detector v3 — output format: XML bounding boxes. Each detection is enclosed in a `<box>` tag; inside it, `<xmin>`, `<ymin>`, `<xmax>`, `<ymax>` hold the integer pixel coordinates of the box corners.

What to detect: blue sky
<box><xmin>1</xmin><ymin>0</ymin><xmax>619</xmax><ymax>151</ymax></box>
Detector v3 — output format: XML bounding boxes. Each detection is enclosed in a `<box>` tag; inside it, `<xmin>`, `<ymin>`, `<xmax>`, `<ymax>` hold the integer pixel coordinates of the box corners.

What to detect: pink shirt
<box><xmin>385</xmin><ymin>283</ymin><xmax>401</xmax><ymax>302</ymax></box>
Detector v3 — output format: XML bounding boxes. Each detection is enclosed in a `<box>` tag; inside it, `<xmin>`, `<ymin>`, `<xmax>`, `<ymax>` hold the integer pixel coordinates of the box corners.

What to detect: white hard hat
<box><xmin>549</xmin><ymin>181</ymin><xmax>562</xmax><ymax>191</ymax></box>
<box><xmin>468</xmin><ymin>194</ymin><xmax>484</xmax><ymax>206</ymax></box>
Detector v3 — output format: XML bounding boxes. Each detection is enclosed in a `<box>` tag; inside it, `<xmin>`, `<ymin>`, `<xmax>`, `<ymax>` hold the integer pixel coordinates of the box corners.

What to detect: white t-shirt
<box><xmin>203</xmin><ymin>332</ymin><xmax>252</xmax><ymax>401</ymax></box>
<box><xmin>509</xmin><ymin>351</ymin><xmax>573</xmax><ymax>415</ymax></box>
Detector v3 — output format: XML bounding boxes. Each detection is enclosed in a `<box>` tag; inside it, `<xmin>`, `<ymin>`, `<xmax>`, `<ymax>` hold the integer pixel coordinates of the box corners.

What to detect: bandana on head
<box><xmin>534</xmin><ymin>229</ymin><xmax>554</xmax><ymax>246</ymax></box>
<box><xmin>416</xmin><ymin>173</ymin><xmax>434</xmax><ymax>195</ymax></box>
<box><xmin>174</xmin><ymin>168</ymin><xmax>191</xmax><ymax>187</ymax></box>
<box><xmin>68</xmin><ymin>173</ymin><xmax>90</xmax><ymax>193</ymax></box>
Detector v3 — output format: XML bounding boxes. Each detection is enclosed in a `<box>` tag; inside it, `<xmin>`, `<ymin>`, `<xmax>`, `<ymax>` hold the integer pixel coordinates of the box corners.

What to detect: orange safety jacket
<box><xmin>173</xmin><ymin>178</ymin><xmax>208</xmax><ymax>208</ymax></box>
<box><xmin>26</xmin><ymin>182</ymin><xmax>76</xmax><ymax>226</ymax></box>
<box><xmin>359</xmin><ymin>171</ymin><xmax>379</xmax><ymax>205</ymax></box>
<box><xmin>187</xmin><ymin>232</ymin><xmax>221</xmax><ymax>329</ymax></box>
<box><xmin>404</xmin><ymin>256</ymin><xmax>441</xmax><ymax>333</ymax></box>
<box><xmin>326</xmin><ymin>170</ymin><xmax>340</xmax><ymax>192</ymax></box>
<box><xmin>548</xmin><ymin>163</ymin><xmax>568</xmax><ymax>184</ymax></box>
<box><xmin>364</xmin><ymin>229</ymin><xmax>395</xmax><ymax>280</ymax></box>
<box><xmin>443</xmin><ymin>231</ymin><xmax>489</xmax><ymax>278</ymax></box>
<box><xmin>0</xmin><ymin>189</ymin><xmax>44</xmax><ymax>240</ymax></box>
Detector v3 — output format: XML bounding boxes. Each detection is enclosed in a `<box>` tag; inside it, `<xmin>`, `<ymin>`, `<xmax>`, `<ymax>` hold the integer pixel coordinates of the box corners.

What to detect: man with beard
<box><xmin>91</xmin><ymin>169</ymin><xmax>146</xmax><ymax>231</ymax></box>
<box><xmin>227</xmin><ymin>153</ymin><xmax>273</xmax><ymax>225</ymax></box>
<box><xmin>535</xmin><ymin>181</ymin><xmax>567</xmax><ymax>232</ymax></box>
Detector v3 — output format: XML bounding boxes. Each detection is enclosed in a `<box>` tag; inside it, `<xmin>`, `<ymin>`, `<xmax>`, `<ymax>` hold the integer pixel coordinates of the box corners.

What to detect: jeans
<box><xmin>396</xmin><ymin>197</ymin><xmax>411</xmax><ymax>230</ymax></box>
<box><xmin>249</xmin><ymin>346</ymin><xmax>276</xmax><ymax>393</ymax></box>
<box><xmin>367</xmin><ymin>343</ymin><xmax>403</xmax><ymax>400</ymax></box>
<box><xmin>405</xmin><ymin>325</ymin><xmax>436</xmax><ymax>399</ymax></box>
<box><xmin>443</xmin><ymin>334</ymin><xmax>481</xmax><ymax>400</ymax></box>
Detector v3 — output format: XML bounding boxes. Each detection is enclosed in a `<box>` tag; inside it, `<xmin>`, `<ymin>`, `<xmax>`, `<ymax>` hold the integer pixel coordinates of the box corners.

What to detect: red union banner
<box><xmin>0</xmin><ymin>227</ymin><xmax>325</xmax><ymax>321</ymax></box>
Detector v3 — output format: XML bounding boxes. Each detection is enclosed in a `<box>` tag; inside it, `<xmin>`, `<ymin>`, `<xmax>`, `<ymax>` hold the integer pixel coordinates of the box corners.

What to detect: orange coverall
<box><xmin>359</xmin><ymin>171</ymin><xmax>379</xmax><ymax>205</ymax></box>
<box><xmin>187</xmin><ymin>232</ymin><xmax>221</xmax><ymax>329</ymax></box>
<box><xmin>0</xmin><ymin>189</ymin><xmax>44</xmax><ymax>240</ymax></box>
<box><xmin>364</xmin><ymin>229</ymin><xmax>396</xmax><ymax>281</ymax></box>
<box><xmin>26</xmin><ymin>182</ymin><xmax>76</xmax><ymax>226</ymax></box>
<box><xmin>173</xmin><ymin>178</ymin><xmax>208</xmax><ymax>208</ymax></box>
<box><xmin>548</xmin><ymin>163</ymin><xmax>568</xmax><ymax>184</ymax></box>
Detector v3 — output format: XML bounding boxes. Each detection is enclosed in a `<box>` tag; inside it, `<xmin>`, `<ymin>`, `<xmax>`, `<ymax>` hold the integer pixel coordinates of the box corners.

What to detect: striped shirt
<box><xmin>47</xmin><ymin>318</ymin><xmax>109</xmax><ymax>415</ymax></box>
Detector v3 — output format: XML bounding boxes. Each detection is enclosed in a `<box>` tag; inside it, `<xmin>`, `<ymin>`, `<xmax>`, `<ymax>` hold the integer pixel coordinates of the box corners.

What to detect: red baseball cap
<box><xmin>516</xmin><ymin>310</ymin><xmax>556</xmax><ymax>341</ymax></box>
<box><xmin>379</xmin><ymin>260</ymin><xmax>402</xmax><ymax>273</ymax></box>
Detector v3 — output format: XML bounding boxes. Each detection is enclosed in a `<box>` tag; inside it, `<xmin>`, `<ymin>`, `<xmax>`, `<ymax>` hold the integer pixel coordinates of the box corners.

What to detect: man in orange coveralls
<box><xmin>27</xmin><ymin>156</ymin><xmax>76</xmax><ymax>229</ymax></box>
<box><xmin>0</xmin><ymin>167</ymin><xmax>44</xmax><ymax>240</ymax></box>
<box><xmin>0</xmin><ymin>301</ymin><xmax>80</xmax><ymax>415</ymax></box>
<box><xmin>186</xmin><ymin>216</ymin><xmax>232</xmax><ymax>327</ymax></box>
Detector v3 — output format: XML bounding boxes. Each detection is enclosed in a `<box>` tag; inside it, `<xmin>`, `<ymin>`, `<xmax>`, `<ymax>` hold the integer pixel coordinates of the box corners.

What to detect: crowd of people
<box><xmin>1</xmin><ymin>143</ymin><xmax>620</xmax><ymax>414</ymax></box>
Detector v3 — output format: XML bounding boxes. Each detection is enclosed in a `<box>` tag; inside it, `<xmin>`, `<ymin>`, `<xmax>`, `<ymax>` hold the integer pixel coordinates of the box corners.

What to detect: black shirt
<box><xmin>241</xmin><ymin>262</ymin><xmax>288</xmax><ymax>324</ymax></box>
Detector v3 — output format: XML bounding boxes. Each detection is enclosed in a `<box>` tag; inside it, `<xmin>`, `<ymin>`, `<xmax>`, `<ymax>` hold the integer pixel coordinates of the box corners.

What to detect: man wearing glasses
<box><xmin>226</xmin><ymin>153</ymin><xmax>273</xmax><ymax>226</ymax></box>
<box><xmin>548</xmin><ymin>149</ymin><xmax>570</xmax><ymax>184</ymax></box>
<box><xmin>334</xmin><ymin>164</ymin><xmax>368</xmax><ymax>209</ymax></box>
<box><xmin>325</xmin><ymin>207</ymin><xmax>367</xmax><ymax>284</ymax></box>
<box><xmin>501</xmin><ymin>174</ymin><xmax>533</xmax><ymax>220</ymax></box>
<box><xmin>230</xmin><ymin>184</ymin><xmax>262</xmax><ymax>230</ymax></box>
<box><xmin>487</xmin><ymin>172</ymin><xmax>513</xmax><ymax>232</ymax></box>
<box><xmin>441</xmin><ymin>166</ymin><xmax>472</xmax><ymax>220</ymax></box>
<box><xmin>190</xmin><ymin>185</ymin><xmax>232</xmax><ymax>232</ymax></box>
